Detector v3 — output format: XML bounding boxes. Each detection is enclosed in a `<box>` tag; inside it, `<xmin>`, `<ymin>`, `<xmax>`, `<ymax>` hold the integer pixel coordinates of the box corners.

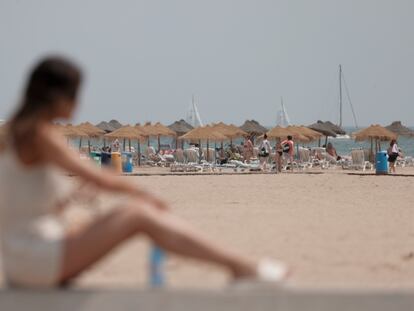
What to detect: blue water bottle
<box><xmin>149</xmin><ymin>245</ymin><xmax>166</xmax><ymax>288</ymax></box>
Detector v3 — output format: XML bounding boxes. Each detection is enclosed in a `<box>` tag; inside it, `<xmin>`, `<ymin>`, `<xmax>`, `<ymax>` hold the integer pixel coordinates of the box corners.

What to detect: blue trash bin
<box><xmin>122</xmin><ymin>152</ymin><xmax>133</xmax><ymax>173</ymax></box>
<box><xmin>376</xmin><ymin>151</ymin><xmax>388</xmax><ymax>175</ymax></box>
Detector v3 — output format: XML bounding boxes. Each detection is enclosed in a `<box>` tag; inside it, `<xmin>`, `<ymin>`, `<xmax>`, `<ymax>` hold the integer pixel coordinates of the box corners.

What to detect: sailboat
<box><xmin>333</xmin><ymin>65</ymin><xmax>358</xmax><ymax>139</ymax></box>
<box><xmin>185</xmin><ymin>95</ymin><xmax>203</xmax><ymax>128</ymax></box>
<box><xmin>276</xmin><ymin>97</ymin><xmax>291</xmax><ymax>127</ymax></box>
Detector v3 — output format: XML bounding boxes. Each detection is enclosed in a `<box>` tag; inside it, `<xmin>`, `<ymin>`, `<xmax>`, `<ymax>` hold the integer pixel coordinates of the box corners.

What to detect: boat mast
<box><xmin>339</xmin><ymin>64</ymin><xmax>343</xmax><ymax>128</ymax></box>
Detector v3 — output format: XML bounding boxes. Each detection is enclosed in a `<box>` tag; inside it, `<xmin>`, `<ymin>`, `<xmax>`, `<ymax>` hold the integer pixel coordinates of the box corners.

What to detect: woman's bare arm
<box><xmin>37</xmin><ymin>125</ymin><xmax>167</xmax><ymax>209</ymax></box>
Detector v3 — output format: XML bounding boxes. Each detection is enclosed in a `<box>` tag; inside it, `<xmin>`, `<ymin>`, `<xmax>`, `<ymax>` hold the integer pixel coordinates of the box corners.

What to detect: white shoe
<box><xmin>230</xmin><ymin>259</ymin><xmax>289</xmax><ymax>289</ymax></box>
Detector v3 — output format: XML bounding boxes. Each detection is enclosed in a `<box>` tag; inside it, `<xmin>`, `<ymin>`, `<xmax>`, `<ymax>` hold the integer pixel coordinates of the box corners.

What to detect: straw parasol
<box><xmin>105</xmin><ymin>125</ymin><xmax>145</xmax><ymax>165</ymax></box>
<box><xmin>354</xmin><ymin>124</ymin><xmax>397</xmax><ymax>160</ymax></box>
<box><xmin>292</xmin><ymin>126</ymin><xmax>323</xmax><ymax>141</ymax></box>
<box><xmin>96</xmin><ymin>121</ymin><xmax>116</xmax><ymax>133</ymax></box>
<box><xmin>354</xmin><ymin>125</ymin><xmax>397</xmax><ymax>142</ymax></box>
<box><xmin>56</xmin><ymin>124</ymin><xmax>88</xmax><ymax>138</ymax></box>
<box><xmin>179</xmin><ymin>125</ymin><xmax>227</xmax><ymax>162</ymax></box>
<box><xmin>308</xmin><ymin>121</ymin><xmax>337</xmax><ymax>137</ymax></box>
<box><xmin>385</xmin><ymin>121</ymin><xmax>414</xmax><ymax>137</ymax></box>
<box><xmin>266</xmin><ymin>126</ymin><xmax>293</xmax><ymax>141</ymax></box>
<box><xmin>108</xmin><ymin>119</ymin><xmax>123</xmax><ymax>130</ymax></box>
<box><xmin>168</xmin><ymin>119</ymin><xmax>194</xmax><ymax>136</ymax></box>
<box><xmin>239</xmin><ymin>120</ymin><xmax>268</xmax><ymax>142</ymax></box>
<box><xmin>212</xmin><ymin>122</ymin><xmax>248</xmax><ymax>139</ymax></box>
<box><xmin>168</xmin><ymin>119</ymin><xmax>194</xmax><ymax>149</ymax></box>
<box><xmin>76</xmin><ymin>122</ymin><xmax>106</xmax><ymax>153</ymax></box>
<box><xmin>323</xmin><ymin>121</ymin><xmax>346</xmax><ymax>135</ymax></box>
<box><xmin>140</xmin><ymin>122</ymin><xmax>176</xmax><ymax>151</ymax></box>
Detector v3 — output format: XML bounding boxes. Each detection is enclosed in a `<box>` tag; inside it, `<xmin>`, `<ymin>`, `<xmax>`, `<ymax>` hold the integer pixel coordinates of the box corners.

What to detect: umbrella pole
<box><xmin>199</xmin><ymin>140</ymin><xmax>202</xmax><ymax>164</ymax></box>
<box><xmin>148</xmin><ymin>137</ymin><xmax>150</xmax><ymax>147</ymax></box>
<box><xmin>129</xmin><ymin>139</ymin><xmax>131</xmax><ymax>152</ymax></box>
<box><xmin>324</xmin><ymin>136</ymin><xmax>328</xmax><ymax>146</ymax></box>
<box><xmin>79</xmin><ymin>137</ymin><xmax>82</xmax><ymax>151</ymax></box>
<box><xmin>138</xmin><ymin>140</ymin><xmax>141</xmax><ymax>166</ymax></box>
<box><xmin>158</xmin><ymin>135</ymin><xmax>161</xmax><ymax>153</ymax></box>
<box><xmin>318</xmin><ymin>137</ymin><xmax>321</xmax><ymax>147</ymax></box>
<box><xmin>207</xmin><ymin>140</ymin><xmax>209</xmax><ymax>162</ymax></box>
<box><xmin>103</xmin><ymin>138</ymin><xmax>106</xmax><ymax>148</ymax></box>
<box><xmin>88</xmin><ymin>140</ymin><xmax>91</xmax><ymax>154</ymax></box>
<box><xmin>123</xmin><ymin>138</ymin><xmax>126</xmax><ymax>151</ymax></box>
<box><xmin>369</xmin><ymin>137</ymin><xmax>374</xmax><ymax>162</ymax></box>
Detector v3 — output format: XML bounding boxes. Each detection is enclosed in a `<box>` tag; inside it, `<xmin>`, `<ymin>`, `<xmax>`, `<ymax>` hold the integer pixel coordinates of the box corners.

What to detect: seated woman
<box><xmin>0</xmin><ymin>57</ymin><xmax>288</xmax><ymax>288</ymax></box>
<box><xmin>326</xmin><ymin>142</ymin><xmax>341</xmax><ymax>161</ymax></box>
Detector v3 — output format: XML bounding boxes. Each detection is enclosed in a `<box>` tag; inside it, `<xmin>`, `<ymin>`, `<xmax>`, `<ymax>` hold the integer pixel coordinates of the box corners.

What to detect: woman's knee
<box><xmin>121</xmin><ymin>199</ymin><xmax>164</xmax><ymax>228</ymax></box>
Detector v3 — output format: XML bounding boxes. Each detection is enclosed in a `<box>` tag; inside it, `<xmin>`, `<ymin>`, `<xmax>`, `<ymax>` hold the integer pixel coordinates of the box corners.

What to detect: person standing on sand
<box><xmin>258</xmin><ymin>134</ymin><xmax>272</xmax><ymax>171</ymax></box>
<box><xmin>275</xmin><ymin>141</ymin><xmax>283</xmax><ymax>173</ymax></box>
<box><xmin>0</xmin><ymin>56</ymin><xmax>288</xmax><ymax>288</ymax></box>
<box><xmin>281</xmin><ymin>136</ymin><xmax>294</xmax><ymax>170</ymax></box>
<box><xmin>387</xmin><ymin>139</ymin><xmax>400</xmax><ymax>173</ymax></box>
<box><xmin>243</xmin><ymin>136</ymin><xmax>254</xmax><ymax>164</ymax></box>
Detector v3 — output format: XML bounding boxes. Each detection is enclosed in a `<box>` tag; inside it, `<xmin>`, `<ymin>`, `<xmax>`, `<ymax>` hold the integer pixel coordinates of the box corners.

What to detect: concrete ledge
<box><xmin>1</xmin><ymin>288</ymin><xmax>413</xmax><ymax>311</ymax></box>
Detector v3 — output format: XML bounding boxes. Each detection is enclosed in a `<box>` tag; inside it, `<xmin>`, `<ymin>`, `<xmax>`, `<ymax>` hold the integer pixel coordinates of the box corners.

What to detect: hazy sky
<box><xmin>1</xmin><ymin>0</ymin><xmax>413</xmax><ymax>127</ymax></box>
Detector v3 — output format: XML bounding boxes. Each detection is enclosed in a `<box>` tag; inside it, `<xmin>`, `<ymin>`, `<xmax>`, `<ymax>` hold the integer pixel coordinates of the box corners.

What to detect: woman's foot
<box><xmin>231</xmin><ymin>259</ymin><xmax>289</xmax><ymax>285</ymax></box>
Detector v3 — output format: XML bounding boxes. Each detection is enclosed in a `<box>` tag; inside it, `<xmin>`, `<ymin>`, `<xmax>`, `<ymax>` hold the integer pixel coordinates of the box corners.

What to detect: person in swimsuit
<box><xmin>258</xmin><ymin>134</ymin><xmax>272</xmax><ymax>171</ymax></box>
<box><xmin>387</xmin><ymin>139</ymin><xmax>400</xmax><ymax>173</ymax></box>
<box><xmin>0</xmin><ymin>56</ymin><xmax>288</xmax><ymax>288</ymax></box>
<box><xmin>275</xmin><ymin>142</ymin><xmax>283</xmax><ymax>173</ymax></box>
<box><xmin>243</xmin><ymin>136</ymin><xmax>254</xmax><ymax>164</ymax></box>
<box><xmin>281</xmin><ymin>136</ymin><xmax>294</xmax><ymax>171</ymax></box>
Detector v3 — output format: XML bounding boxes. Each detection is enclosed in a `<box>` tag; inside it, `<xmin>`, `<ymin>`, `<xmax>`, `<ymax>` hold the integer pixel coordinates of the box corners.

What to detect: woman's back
<box><xmin>0</xmin><ymin>145</ymin><xmax>70</xmax><ymax>232</ymax></box>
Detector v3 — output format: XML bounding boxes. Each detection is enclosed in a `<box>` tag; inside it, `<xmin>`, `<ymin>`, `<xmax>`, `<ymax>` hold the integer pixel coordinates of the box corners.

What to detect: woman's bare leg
<box><xmin>60</xmin><ymin>200</ymin><xmax>256</xmax><ymax>282</ymax></box>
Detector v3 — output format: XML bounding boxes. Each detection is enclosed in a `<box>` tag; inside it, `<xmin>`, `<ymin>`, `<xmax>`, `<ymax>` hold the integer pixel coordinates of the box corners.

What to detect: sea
<box><xmin>71</xmin><ymin>127</ymin><xmax>414</xmax><ymax>157</ymax></box>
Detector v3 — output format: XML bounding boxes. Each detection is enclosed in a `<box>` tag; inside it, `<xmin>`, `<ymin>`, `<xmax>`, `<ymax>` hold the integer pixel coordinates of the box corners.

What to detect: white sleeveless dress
<box><xmin>0</xmin><ymin>147</ymin><xmax>73</xmax><ymax>287</ymax></box>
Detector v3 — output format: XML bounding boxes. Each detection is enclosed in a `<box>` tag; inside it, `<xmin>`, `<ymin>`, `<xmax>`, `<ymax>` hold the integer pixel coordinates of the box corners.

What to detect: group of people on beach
<box><xmin>255</xmin><ymin>135</ymin><xmax>295</xmax><ymax>172</ymax></box>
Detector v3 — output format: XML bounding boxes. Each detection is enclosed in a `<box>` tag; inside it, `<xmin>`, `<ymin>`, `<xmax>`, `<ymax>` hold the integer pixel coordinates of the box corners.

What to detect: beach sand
<box><xmin>1</xmin><ymin>170</ymin><xmax>414</xmax><ymax>289</ymax></box>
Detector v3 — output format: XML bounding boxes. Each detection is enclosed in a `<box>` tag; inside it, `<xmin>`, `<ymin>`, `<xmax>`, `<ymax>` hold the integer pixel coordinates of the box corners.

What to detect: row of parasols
<box><xmin>1</xmin><ymin>119</ymin><xmax>412</xmax><ymax>162</ymax></box>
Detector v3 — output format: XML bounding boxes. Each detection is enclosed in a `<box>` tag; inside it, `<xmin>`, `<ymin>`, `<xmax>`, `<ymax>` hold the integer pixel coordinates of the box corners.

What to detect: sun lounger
<box><xmin>350</xmin><ymin>149</ymin><xmax>373</xmax><ymax>171</ymax></box>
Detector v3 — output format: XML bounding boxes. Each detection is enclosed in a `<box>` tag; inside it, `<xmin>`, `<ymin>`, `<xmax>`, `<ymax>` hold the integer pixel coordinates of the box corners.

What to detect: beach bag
<box><xmin>259</xmin><ymin>147</ymin><xmax>269</xmax><ymax>157</ymax></box>
<box><xmin>282</xmin><ymin>143</ymin><xmax>290</xmax><ymax>153</ymax></box>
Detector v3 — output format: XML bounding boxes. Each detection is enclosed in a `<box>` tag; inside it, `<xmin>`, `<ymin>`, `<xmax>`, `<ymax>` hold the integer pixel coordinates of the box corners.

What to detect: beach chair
<box><xmin>311</xmin><ymin>147</ymin><xmax>329</xmax><ymax>169</ymax></box>
<box><xmin>202</xmin><ymin>148</ymin><xmax>216</xmax><ymax>163</ymax></box>
<box><xmin>350</xmin><ymin>149</ymin><xmax>372</xmax><ymax>171</ymax></box>
<box><xmin>174</xmin><ymin>148</ymin><xmax>186</xmax><ymax>164</ymax></box>
<box><xmin>298</xmin><ymin>147</ymin><xmax>313</xmax><ymax>169</ymax></box>
<box><xmin>184</xmin><ymin>148</ymin><xmax>199</xmax><ymax>164</ymax></box>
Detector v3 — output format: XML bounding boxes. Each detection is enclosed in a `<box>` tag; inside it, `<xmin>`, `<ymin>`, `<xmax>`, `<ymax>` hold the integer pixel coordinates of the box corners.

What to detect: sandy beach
<box><xmin>2</xmin><ymin>169</ymin><xmax>412</xmax><ymax>289</ymax></box>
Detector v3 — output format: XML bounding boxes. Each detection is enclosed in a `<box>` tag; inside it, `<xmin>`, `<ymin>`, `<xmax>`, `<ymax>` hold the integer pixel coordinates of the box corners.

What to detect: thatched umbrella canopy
<box><xmin>96</xmin><ymin>121</ymin><xmax>116</xmax><ymax>133</ymax></box>
<box><xmin>140</xmin><ymin>122</ymin><xmax>176</xmax><ymax>151</ymax></box>
<box><xmin>75</xmin><ymin>122</ymin><xmax>106</xmax><ymax>153</ymax></box>
<box><xmin>212</xmin><ymin>122</ymin><xmax>248</xmax><ymax>139</ymax></box>
<box><xmin>56</xmin><ymin>124</ymin><xmax>88</xmax><ymax>138</ymax></box>
<box><xmin>239</xmin><ymin>120</ymin><xmax>268</xmax><ymax>143</ymax></box>
<box><xmin>179</xmin><ymin>125</ymin><xmax>227</xmax><ymax>162</ymax></box>
<box><xmin>168</xmin><ymin>119</ymin><xmax>194</xmax><ymax>149</ymax></box>
<box><xmin>168</xmin><ymin>119</ymin><xmax>194</xmax><ymax>136</ymax></box>
<box><xmin>292</xmin><ymin>126</ymin><xmax>323</xmax><ymax>141</ymax></box>
<box><xmin>266</xmin><ymin>126</ymin><xmax>293</xmax><ymax>140</ymax></box>
<box><xmin>354</xmin><ymin>124</ymin><xmax>397</xmax><ymax>158</ymax></box>
<box><xmin>354</xmin><ymin>125</ymin><xmax>397</xmax><ymax>142</ymax></box>
<box><xmin>308</xmin><ymin>121</ymin><xmax>337</xmax><ymax>137</ymax></box>
<box><xmin>105</xmin><ymin>125</ymin><xmax>145</xmax><ymax>165</ymax></box>
<box><xmin>323</xmin><ymin>121</ymin><xmax>346</xmax><ymax>135</ymax></box>
<box><xmin>385</xmin><ymin>121</ymin><xmax>414</xmax><ymax>137</ymax></box>
<box><xmin>76</xmin><ymin>122</ymin><xmax>106</xmax><ymax>137</ymax></box>
<box><xmin>108</xmin><ymin>119</ymin><xmax>123</xmax><ymax>130</ymax></box>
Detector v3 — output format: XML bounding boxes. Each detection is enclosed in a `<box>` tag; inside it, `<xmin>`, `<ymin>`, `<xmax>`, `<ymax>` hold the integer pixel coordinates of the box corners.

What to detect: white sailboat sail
<box><xmin>276</xmin><ymin>97</ymin><xmax>291</xmax><ymax>127</ymax></box>
<box><xmin>186</xmin><ymin>96</ymin><xmax>203</xmax><ymax>128</ymax></box>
